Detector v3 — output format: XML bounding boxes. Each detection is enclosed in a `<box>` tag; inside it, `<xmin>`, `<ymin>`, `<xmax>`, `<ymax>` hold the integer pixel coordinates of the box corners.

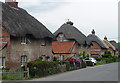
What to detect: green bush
<box><xmin>103</xmin><ymin>51</ymin><xmax>112</xmax><ymax>58</ymax></box>
<box><xmin>86</xmin><ymin>61</ymin><xmax>94</xmax><ymax>66</ymax></box>
<box><xmin>27</xmin><ymin>61</ymin><xmax>59</xmax><ymax>77</ymax></box>
<box><xmin>53</xmin><ymin>57</ymin><xmax>57</xmax><ymax>61</ymax></box>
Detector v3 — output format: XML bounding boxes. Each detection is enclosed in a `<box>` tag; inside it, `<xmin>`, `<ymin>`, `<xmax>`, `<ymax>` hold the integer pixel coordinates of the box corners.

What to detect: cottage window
<box><xmin>0</xmin><ymin>57</ymin><xmax>5</xmax><ymax>68</ymax></box>
<box><xmin>41</xmin><ymin>40</ymin><xmax>46</xmax><ymax>46</ymax></box>
<box><xmin>42</xmin><ymin>55</ymin><xmax>46</xmax><ymax>61</ymax></box>
<box><xmin>21</xmin><ymin>56</ymin><xmax>27</xmax><ymax>66</ymax></box>
<box><xmin>60</xmin><ymin>55</ymin><xmax>64</xmax><ymax>60</ymax></box>
<box><xmin>59</xmin><ymin>34</ymin><xmax>64</xmax><ymax>38</ymax></box>
<box><xmin>21</xmin><ymin>37</ymin><xmax>26</xmax><ymax>44</ymax></box>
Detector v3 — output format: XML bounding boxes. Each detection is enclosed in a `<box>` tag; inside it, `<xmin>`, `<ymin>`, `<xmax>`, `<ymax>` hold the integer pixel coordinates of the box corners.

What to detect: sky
<box><xmin>1</xmin><ymin>0</ymin><xmax>119</xmax><ymax>42</ymax></box>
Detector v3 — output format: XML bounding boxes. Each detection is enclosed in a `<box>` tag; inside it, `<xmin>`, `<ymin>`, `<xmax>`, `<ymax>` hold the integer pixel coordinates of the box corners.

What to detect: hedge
<box><xmin>27</xmin><ymin>61</ymin><xmax>60</xmax><ymax>77</ymax></box>
<box><xmin>86</xmin><ymin>61</ymin><xmax>94</xmax><ymax>66</ymax></box>
<box><xmin>27</xmin><ymin>61</ymin><xmax>71</xmax><ymax>77</ymax></box>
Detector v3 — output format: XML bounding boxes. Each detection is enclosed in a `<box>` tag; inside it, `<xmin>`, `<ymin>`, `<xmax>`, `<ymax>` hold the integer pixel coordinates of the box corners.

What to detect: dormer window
<box><xmin>59</xmin><ymin>33</ymin><xmax>64</xmax><ymax>41</ymax></box>
<box><xmin>59</xmin><ymin>34</ymin><xmax>64</xmax><ymax>38</ymax></box>
<box><xmin>41</xmin><ymin>39</ymin><xmax>46</xmax><ymax>46</ymax></box>
<box><xmin>21</xmin><ymin>37</ymin><xmax>26</xmax><ymax>44</ymax></box>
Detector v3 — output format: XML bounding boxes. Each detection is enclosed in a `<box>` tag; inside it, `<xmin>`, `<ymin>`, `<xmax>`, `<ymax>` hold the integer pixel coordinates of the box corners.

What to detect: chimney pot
<box><xmin>66</xmin><ymin>19</ymin><xmax>73</xmax><ymax>25</ymax></box>
<box><xmin>5</xmin><ymin>0</ymin><xmax>18</xmax><ymax>8</ymax></box>
<box><xmin>104</xmin><ymin>36</ymin><xmax>107</xmax><ymax>40</ymax></box>
<box><xmin>92</xmin><ymin>29</ymin><xmax>95</xmax><ymax>34</ymax></box>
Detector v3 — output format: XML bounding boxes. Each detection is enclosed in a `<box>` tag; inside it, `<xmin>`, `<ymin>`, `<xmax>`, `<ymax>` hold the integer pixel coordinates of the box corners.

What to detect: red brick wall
<box><xmin>0</xmin><ymin>27</ymin><xmax>10</xmax><ymax>49</ymax></box>
<box><xmin>90</xmin><ymin>42</ymin><xmax>102</xmax><ymax>57</ymax></box>
<box><xmin>91</xmin><ymin>42</ymin><xmax>101</xmax><ymax>49</ymax></box>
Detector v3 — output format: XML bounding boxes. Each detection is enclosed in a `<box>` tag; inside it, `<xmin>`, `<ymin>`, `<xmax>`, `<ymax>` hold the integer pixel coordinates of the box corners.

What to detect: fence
<box><xmin>1</xmin><ymin>68</ymin><xmax>29</xmax><ymax>80</ymax></box>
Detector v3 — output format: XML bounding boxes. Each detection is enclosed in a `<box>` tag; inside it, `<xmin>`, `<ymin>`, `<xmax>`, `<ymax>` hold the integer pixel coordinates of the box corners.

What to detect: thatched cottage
<box><xmin>103</xmin><ymin>36</ymin><xmax>116</xmax><ymax>56</ymax></box>
<box><xmin>52</xmin><ymin>21</ymin><xmax>91</xmax><ymax>60</ymax></box>
<box><xmin>0</xmin><ymin>0</ymin><xmax>55</xmax><ymax>69</ymax></box>
<box><xmin>87</xmin><ymin>29</ymin><xmax>108</xmax><ymax>58</ymax></box>
<box><xmin>110</xmin><ymin>41</ymin><xmax>119</xmax><ymax>56</ymax></box>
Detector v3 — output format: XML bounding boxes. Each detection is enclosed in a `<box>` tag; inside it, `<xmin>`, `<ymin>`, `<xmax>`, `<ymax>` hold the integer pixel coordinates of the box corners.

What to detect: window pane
<box><xmin>21</xmin><ymin>56</ymin><xmax>27</xmax><ymax>66</ymax></box>
<box><xmin>41</xmin><ymin>40</ymin><xmax>46</xmax><ymax>46</ymax></box>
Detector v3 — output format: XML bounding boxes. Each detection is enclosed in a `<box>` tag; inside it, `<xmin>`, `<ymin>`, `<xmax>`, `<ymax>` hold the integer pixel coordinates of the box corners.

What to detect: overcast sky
<box><xmin>1</xmin><ymin>0</ymin><xmax>119</xmax><ymax>42</ymax></box>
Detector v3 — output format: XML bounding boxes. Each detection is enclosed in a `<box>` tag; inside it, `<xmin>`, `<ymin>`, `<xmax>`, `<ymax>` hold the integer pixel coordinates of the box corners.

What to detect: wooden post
<box><xmin>25</xmin><ymin>64</ymin><xmax>27</xmax><ymax>79</ymax></box>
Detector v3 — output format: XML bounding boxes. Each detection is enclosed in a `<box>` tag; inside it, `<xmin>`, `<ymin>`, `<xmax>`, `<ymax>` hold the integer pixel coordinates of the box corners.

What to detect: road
<box><xmin>32</xmin><ymin>62</ymin><xmax>118</xmax><ymax>81</ymax></box>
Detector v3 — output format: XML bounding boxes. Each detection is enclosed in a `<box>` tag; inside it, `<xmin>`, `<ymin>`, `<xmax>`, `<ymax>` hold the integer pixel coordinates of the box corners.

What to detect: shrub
<box><xmin>53</xmin><ymin>57</ymin><xmax>57</xmax><ymax>61</ymax></box>
<box><xmin>27</xmin><ymin>61</ymin><xmax>59</xmax><ymax>77</ymax></box>
<box><xmin>39</xmin><ymin>57</ymin><xmax>43</xmax><ymax>61</ymax></box>
<box><xmin>103</xmin><ymin>51</ymin><xmax>112</xmax><ymax>58</ymax></box>
<box><xmin>46</xmin><ymin>56</ymin><xmax>50</xmax><ymax>59</ymax></box>
<box><xmin>87</xmin><ymin>54</ymin><xmax>89</xmax><ymax>57</ymax></box>
<box><xmin>86</xmin><ymin>61</ymin><xmax>94</xmax><ymax>66</ymax></box>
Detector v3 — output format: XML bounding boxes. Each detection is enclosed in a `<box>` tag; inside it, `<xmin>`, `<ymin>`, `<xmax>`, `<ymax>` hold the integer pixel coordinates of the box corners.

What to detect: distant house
<box><xmin>87</xmin><ymin>29</ymin><xmax>108</xmax><ymax>58</ymax></box>
<box><xmin>110</xmin><ymin>40</ymin><xmax>119</xmax><ymax>56</ymax></box>
<box><xmin>103</xmin><ymin>36</ymin><xmax>116</xmax><ymax>56</ymax></box>
<box><xmin>0</xmin><ymin>0</ymin><xmax>55</xmax><ymax>69</ymax></box>
<box><xmin>52</xmin><ymin>21</ymin><xmax>91</xmax><ymax>60</ymax></box>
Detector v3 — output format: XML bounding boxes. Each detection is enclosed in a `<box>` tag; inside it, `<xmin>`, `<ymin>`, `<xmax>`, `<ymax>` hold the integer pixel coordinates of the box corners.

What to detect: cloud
<box><xmin>18</xmin><ymin>0</ymin><xmax>69</xmax><ymax>13</ymax></box>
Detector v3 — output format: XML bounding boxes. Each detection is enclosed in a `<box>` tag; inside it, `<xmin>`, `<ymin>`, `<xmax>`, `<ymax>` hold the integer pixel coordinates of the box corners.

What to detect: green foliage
<box><xmin>87</xmin><ymin>54</ymin><xmax>89</xmax><ymax>57</ymax></box>
<box><xmin>79</xmin><ymin>52</ymin><xmax>82</xmax><ymax>57</ymax></box>
<box><xmin>46</xmin><ymin>56</ymin><xmax>50</xmax><ymax>60</ymax></box>
<box><xmin>27</xmin><ymin>61</ymin><xmax>59</xmax><ymax>77</ymax></box>
<box><xmin>103</xmin><ymin>51</ymin><xmax>112</xmax><ymax>58</ymax></box>
<box><xmin>63</xmin><ymin>61</ymin><xmax>70</xmax><ymax>71</ymax></box>
<box><xmin>39</xmin><ymin>57</ymin><xmax>43</xmax><ymax>61</ymax></box>
<box><xmin>53</xmin><ymin>57</ymin><xmax>57</xmax><ymax>61</ymax></box>
<box><xmin>83</xmin><ymin>51</ymin><xmax>86</xmax><ymax>59</ymax></box>
<box><xmin>86</xmin><ymin>61</ymin><xmax>94</xmax><ymax>66</ymax></box>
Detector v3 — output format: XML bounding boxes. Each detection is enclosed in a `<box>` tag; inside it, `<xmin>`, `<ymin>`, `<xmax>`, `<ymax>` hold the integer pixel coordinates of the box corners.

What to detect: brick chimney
<box><xmin>5</xmin><ymin>0</ymin><xmax>18</xmax><ymax>8</ymax></box>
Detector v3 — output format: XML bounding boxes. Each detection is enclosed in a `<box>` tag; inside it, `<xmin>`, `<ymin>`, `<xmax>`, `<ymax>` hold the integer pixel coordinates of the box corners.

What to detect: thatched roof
<box><xmin>87</xmin><ymin>30</ymin><xmax>108</xmax><ymax>49</ymax></box>
<box><xmin>1</xmin><ymin>2</ymin><xmax>55</xmax><ymax>39</ymax></box>
<box><xmin>103</xmin><ymin>39</ymin><xmax>116</xmax><ymax>50</ymax></box>
<box><xmin>110</xmin><ymin>41</ymin><xmax>118</xmax><ymax>50</ymax></box>
<box><xmin>54</xmin><ymin>23</ymin><xmax>91</xmax><ymax>45</ymax></box>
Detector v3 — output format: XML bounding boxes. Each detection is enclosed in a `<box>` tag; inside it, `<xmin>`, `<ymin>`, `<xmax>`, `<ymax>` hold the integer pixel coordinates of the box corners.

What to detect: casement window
<box><xmin>60</xmin><ymin>55</ymin><xmax>64</xmax><ymax>60</ymax></box>
<box><xmin>21</xmin><ymin>56</ymin><xmax>27</xmax><ymax>66</ymax></box>
<box><xmin>41</xmin><ymin>40</ymin><xmax>46</xmax><ymax>46</ymax></box>
<box><xmin>0</xmin><ymin>57</ymin><xmax>5</xmax><ymax>68</ymax></box>
<box><xmin>42</xmin><ymin>55</ymin><xmax>46</xmax><ymax>61</ymax></box>
<box><xmin>21</xmin><ymin>37</ymin><xmax>26</xmax><ymax>44</ymax></box>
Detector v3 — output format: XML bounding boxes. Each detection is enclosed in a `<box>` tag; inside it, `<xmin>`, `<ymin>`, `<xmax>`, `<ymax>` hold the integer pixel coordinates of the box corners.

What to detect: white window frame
<box><xmin>21</xmin><ymin>56</ymin><xmax>27</xmax><ymax>67</ymax></box>
<box><xmin>0</xmin><ymin>57</ymin><xmax>6</xmax><ymax>68</ymax></box>
<box><xmin>60</xmin><ymin>55</ymin><xmax>64</xmax><ymax>61</ymax></box>
<box><xmin>21</xmin><ymin>37</ymin><xmax>26</xmax><ymax>44</ymax></box>
<box><xmin>42</xmin><ymin>55</ymin><xmax>46</xmax><ymax>61</ymax></box>
<box><xmin>41</xmin><ymin>40</ymin><xmax>46</xmax><ymax>46</ymax></box>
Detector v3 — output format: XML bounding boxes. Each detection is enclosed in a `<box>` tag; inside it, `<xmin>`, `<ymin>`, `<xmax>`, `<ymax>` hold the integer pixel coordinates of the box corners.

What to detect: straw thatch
<box><xmin>1</xmin><ymin>2</ymin><xmax>55</xmax><ymax>39</ymax></box>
